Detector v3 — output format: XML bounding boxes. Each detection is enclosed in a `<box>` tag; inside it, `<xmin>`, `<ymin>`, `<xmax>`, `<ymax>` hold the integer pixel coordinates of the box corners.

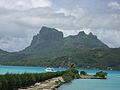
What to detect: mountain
<box><xmin>23</xmin><ymin>26</ymin><xmax>64</xmax><ymax>55</ymax></box>
<box><xmin>0</xmin><ymin>26</ymin><xmax>120</xmax><ymax>70</ymax></box>
<box><xmin>0</xmin><ymin>49</ymin><xmax>8</xmax><ymax>57</ymax></box>
<box><xmin>63</xmin><ymin>31</ymin><xmax>108</xmax><ymax>49</ymax></box>
<box><xmin>23</xmin><ymin>26</ymin><xmax>108</xmax><ymax>54</ymax></box>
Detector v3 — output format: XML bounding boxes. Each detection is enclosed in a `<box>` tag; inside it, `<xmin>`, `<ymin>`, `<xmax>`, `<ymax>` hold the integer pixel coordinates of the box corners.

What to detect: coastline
<box><xmin>18</xmin><ymin>75</ymin><xmax>106</xmax><ymax>90</ymax></box>
<box><xmin>18</xmin><ymin>76</ymin><xmax>65</xmax><ymax>90</ymax></box>
<box><xmin>80</xmin><ymin>75</ymin><xmax>107</xmax><ymax>79</ymax></box>
<box><xmin>0</xmin><ymin>65</ymin><xmax>119</xmax><ymax>70</ymax></box>
<box><xmin>0</xmin><ymin>66</ymin><xmax>108</xmax><ymax>90</ymax></box>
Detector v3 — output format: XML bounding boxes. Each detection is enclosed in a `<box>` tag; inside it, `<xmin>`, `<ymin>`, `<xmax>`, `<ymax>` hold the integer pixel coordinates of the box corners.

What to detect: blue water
<box><xmin>0</xmin><ymin>66</ymin><xmax>120</xmax><ymax>90</ymax></box>
<box><xmin>0</xmin><ymin>65</ymin><xmax>65</xmax><ymax>74</ymax></box>
<box><xmin>58</xmin><ymin>69</ymin><xmax>120</xmax><ymax>90</ymax></box>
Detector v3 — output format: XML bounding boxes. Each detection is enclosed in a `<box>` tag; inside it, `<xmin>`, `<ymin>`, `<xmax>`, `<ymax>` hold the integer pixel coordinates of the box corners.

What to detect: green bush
<box><xmin>62</xmin><ymin>67</ymin><xmax>79</xmax><ymax>82</ymax></box>
<box><xmin>80</xmin><ymin>71</ymin><xmax>87</xmax><ymax>75</ymax></box>
<box><xmin>62</xmin><ymin>73</ymin><xmax>73</xmax><ymax>83</ymax></box>
<box><xmin>75</xmin><ymin>74</ymin><xmax>80</xmax><ymax>79</ymax></box>
<box><xmin>95</xmin><ymin>71</ymin><xmax>107</xmax><ymax>78</ymax></box>
<box><xmin>67</xmin><ymin>68</ymin><xmax>79</xmax><ymax>74</ymax></box>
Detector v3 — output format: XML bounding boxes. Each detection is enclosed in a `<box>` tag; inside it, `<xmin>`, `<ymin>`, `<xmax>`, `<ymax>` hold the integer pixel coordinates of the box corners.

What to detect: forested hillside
<box><xmin>0</xmin><ymin>26</ymin><xmax>120</xmax><ymax>70</ymax></box>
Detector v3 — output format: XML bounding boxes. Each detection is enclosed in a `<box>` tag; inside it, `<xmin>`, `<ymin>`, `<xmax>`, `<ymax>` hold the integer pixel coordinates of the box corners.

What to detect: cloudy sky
<box><xmin>0</xmin><ymin>0</ymin><xmax>120</xmax><ymax>52</ymax></box>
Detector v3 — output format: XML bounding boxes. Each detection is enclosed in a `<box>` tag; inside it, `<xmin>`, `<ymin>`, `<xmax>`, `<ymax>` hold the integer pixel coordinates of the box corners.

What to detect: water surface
<box><xmin>58</xmin><ymin>69</ymin><xmax>120</xmax><ymax>90</ymax></box>
<box><xmin>0</xmin><ymin>65</ymin><xmax>65</xmax><ymax>74</ymax></box>
<box><xmin>0</xmin><ymin>65</ymin><xmax>120</xmax><ymax>90</ymax></box>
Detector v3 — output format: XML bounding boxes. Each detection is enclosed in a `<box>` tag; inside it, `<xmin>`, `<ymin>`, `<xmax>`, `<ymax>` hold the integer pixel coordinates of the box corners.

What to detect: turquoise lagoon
<box><xmin>0</xmin><ymin>65</ymin><xmax>120</xmax><ymax>90</ymax></box>
<box><xmin>58</xmin><ymin>69</ymin><xmax>120</xmax><ymax>90</ymax></box>
<box><xmin>0</xmin><ymin>65</ymin><xmax>65</xmax><ymax>74</ymax></box>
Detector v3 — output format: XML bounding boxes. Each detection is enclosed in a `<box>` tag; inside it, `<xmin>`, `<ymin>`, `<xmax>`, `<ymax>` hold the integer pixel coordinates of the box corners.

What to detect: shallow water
<box><xmin>58</xmin><ymin>69</ymin><xmax>120</xmax><ymax>90</ymax></box>
<box><xmin>0</xmin><ymin>65</ymin><xmax>120</xmax><ymax>90</ymax></box>
<box><xmin>0</xmin><ymin>65</ymin><xmax>65</xmax><ymax>74</ymax></box>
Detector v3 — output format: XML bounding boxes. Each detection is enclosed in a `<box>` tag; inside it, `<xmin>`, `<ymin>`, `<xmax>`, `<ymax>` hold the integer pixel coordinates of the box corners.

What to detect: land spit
<box><xmin>18</xmin><ymin>75</ymin><xmax>106</xmax><ymax>90</ymax></box>
<box><xmin>18</xmin><ymin>76</ymin><xmax>65</xmax><ymax>90</ymax></box>
<box><xmin>80</xmin><ymin>75</ymin><xmax>107</xmax><ymax>79</ymax></box>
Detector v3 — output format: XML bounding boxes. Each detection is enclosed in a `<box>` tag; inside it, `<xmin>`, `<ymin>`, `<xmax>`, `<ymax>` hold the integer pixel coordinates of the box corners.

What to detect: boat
<box><xmin>45</xmin><ymin>67</ymin><xmax>55</xmax><ymax>72</ymax></box>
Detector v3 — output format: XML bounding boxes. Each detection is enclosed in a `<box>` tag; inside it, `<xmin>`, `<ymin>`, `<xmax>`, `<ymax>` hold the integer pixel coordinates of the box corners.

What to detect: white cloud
<box><xmin>0</xmin><ymin>0</ymin><xmax>52</xmax><ymax>10</ymax></box>
<box><xmin>31</xmin><ymin>0</ymin><xmax>52</xmax><ymax>8</ymax></box>
<box><xmin>91</xmin><ymin>30</ymin><xmax>120</xmax><ymax>48</ymax></box>
<box><xmin>0</xmin><ymin>36</ymin><xmax>31</xmax><ymax>52</ymax></box>
<box><xmin>108</xmin><ymin>1</ymin><xmax>120</xmax><ymax>10</ymax></box>
<box><xmin>56</xmin><ymin>7</ymin><xmax>85</xmax><ymax>17</ymax></box>
<box><xmin>0</xmin><ymin>5</ymin><xmax>120</xmax><ymax>51</ymax></box>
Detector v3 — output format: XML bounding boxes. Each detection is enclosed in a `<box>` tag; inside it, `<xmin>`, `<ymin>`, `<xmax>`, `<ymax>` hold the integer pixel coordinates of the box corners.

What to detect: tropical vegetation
<box><xmin>0</xmin><ymin>67</ymin><xmax>80</xmax><ymax>90</ymax></box>
<box><xmin>80</xmin><ymin>71</ymin><xmax>87</xmax><ymax>75</ymax></box>
<box><xmin>0</xmin><ymin>71</ymin><xmax>65</xmax><ymax>90</ymax></box>
<box><xmin>95</xmin><ymin>71</ymin><xmax>108</xmax><ymax>78</ymax></box>
<box><xmin>62</xmin><ymin>67</ymin><xmax>79</xmax><ymax>82</ymax></box>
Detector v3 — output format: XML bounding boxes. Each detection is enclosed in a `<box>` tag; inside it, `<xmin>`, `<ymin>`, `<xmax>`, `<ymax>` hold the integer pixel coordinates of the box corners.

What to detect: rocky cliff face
<box><xmin>39</xmin><ymin>26</ymin><xmax>63</xmax><ymax>41</ymax></box>
<box><xmin>24</xmin><ymin>26</ymin><xmax>108</xmax><ymax>53</ymax></box>
<box><xmin>64</xmin><ymin>31</ymin><xmax>108</xmax><ymax>49</ymax></box>
<box><xmin>24</xmin><ymin>26</ymin><xmax>64</xmax><ymax>53</ymax></box>
<box><xmin>0</xmin><ymin>26</ymin><xmax>109</xmax><ymax>60</ymax></box>
<box><xmin>31</xmin><ymin>26</ymin><xmax>63</xmax><ymax>46</ymax></box>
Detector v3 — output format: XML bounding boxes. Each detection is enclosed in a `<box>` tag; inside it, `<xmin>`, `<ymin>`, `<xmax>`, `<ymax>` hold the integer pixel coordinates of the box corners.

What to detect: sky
<box><xmin>0</xmin><ymin>0</ymin><xmax>120</xmax><ymax>52</ymax></box>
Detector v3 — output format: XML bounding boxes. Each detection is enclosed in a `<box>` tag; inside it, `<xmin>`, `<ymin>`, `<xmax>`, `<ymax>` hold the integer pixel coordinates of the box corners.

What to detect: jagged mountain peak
<box><xmin>38</xmin><ymin>26</ymin><xmax>63</xmax><ymax>41</ymax></box>
<box><xmin>39</xmin><ymin>26</ymin><xmax>58</xmax><ymax>33</ymax></box>
<box><xmin>88</xmin><ymin>32</ymin><xmax>97</xmax><ymax>38</ymax></box>
<box><xmin>24</xmin><ymin>26</ymin><xmax>109</xmax><ymax>53</ymax></box>
<box><xmin>88</xmin><ymin>32</ymin><xmax>93</xmax><ymax>36</ymax></box>
<box><xmin>1</xmin><ymin>26</ymin><xmax>119</xmax><ymax>70</ymax></box>
<box><xmin>25</xmin><ymin>26</ymin><xmax>64</xmax><ymax>52</ymax></box>
<box><xmin>78</xmin><ymin>31</ymin><xmax>87</xmax><ymax>36</ymax></box>
<box><xmin>31</xmin><ymin>26</ymin><xmax>63</xmax><ymax>45</ymax></box>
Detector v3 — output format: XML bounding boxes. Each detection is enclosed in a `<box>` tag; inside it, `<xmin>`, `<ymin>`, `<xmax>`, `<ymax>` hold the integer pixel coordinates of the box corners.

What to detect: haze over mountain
<box><xmin>0</xmin><ymin>26</ymin><xmax>120</xmax><ymax>70</ymax></box>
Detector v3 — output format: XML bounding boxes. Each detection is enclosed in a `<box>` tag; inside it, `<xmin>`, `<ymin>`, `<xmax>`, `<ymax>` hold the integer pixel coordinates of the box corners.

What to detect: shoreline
<box><xmin>18</xmin><ymin>76</ymin><xmax>65</xmax><ymax>90</ymax></box>
<box><xmin>0</xmin><ymin>65</ymin><xmax>119</xmax><ymax>70</ymax></box>
<box><xmin>18</xmin><ymin>75</ymin><xmax>106</xmax><ymax>90</ymax></box>
<box><xmin>80</xmin><ymin>75</ymin><xmax>107</xmax><ymax>79</ymax></box>
<box><xmin>0</xmin><ymin>67</ymin><xmax>107</xmax><ymax>90</ymax></box>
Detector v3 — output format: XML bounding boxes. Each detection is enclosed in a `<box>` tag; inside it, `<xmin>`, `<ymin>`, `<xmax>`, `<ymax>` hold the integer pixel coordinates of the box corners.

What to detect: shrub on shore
<box><xmin>80</xmin><ymin>71</ymin><xmax>87</xmax><ymax>75</ymax></box>
<box><xmin>62</xmin><ymin>67</ymin><xmax>79</xmax><ymax>82</ymax></box>
<box><xmin>95</xmin><ymin>71</ymin><xmax>107</xmax><ymax>78</ymax></box>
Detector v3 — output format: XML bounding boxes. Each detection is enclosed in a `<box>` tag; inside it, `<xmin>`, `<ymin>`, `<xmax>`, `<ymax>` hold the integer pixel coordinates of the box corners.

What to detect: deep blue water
<box><xmin>58</xmin><ymin>69</ymin><xmax>120</xmax><ymax>90</ymax></box>
<box><xmin>0</xmin><ymin>66</ymin><xmax>120</xmax><ymax>90</ymax></box>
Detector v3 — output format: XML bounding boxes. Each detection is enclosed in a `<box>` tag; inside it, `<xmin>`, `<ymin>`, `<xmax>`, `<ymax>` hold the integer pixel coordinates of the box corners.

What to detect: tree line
<box><xmin>0</xmin><ymin>71</ymin><xmax>65</xmax><ymax>90</ymax></box>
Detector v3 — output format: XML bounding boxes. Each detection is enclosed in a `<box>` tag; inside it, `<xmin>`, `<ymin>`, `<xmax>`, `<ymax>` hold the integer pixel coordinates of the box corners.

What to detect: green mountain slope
<box><xmin>0</xmin><ymin>26</ymin><xmax>120</xmax><ymax>70</ymax></box>
<box><xmin>23</xmin><ymin>26</ymin><xmax>108</xmax><ymax>55</ymax></box>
